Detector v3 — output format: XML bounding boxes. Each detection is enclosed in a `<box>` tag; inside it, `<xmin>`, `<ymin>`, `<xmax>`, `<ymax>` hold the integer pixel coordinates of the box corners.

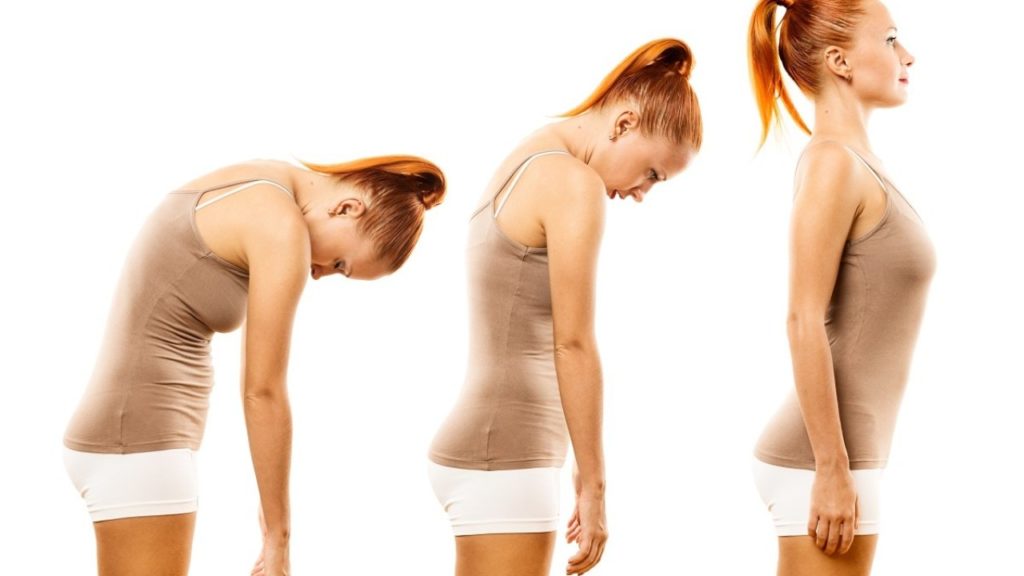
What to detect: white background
<box><xmin>2</xmin><ymin>1</ymin><xmax>1021</xmax><ymax>574</ymax></box>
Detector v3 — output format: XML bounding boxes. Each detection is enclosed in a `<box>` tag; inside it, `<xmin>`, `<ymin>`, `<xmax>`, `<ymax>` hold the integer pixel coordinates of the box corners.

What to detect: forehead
<box><xmin>859</xmin><ymin>0</ymin><xmax>896</xmax><ymax>32</ymax></box>
<box><xmin>647</xmin><ymin>136</ymin><xmax>695</xmax><ymax>177</ymax></box>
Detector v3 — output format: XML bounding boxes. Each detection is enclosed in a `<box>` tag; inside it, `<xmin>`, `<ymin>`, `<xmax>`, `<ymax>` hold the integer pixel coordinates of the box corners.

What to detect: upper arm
<box><xmin>541</xmin><ymin>163</ymin><xmax>606</xmax><ymax>348</ymax></box>
<box><xmin>240</xmin><ymin>192</ymin><xmax>310</xmax><ymax>394</ymax></box>
<box><xmin>788</xmin><ymin>144</ymin><xmax>864</xmax><ymax>320</ymax></box>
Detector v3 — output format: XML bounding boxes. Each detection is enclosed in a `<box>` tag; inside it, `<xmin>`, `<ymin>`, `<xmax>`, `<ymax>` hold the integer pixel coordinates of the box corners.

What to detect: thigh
<box><xmin>94</xmin><ymin>513</ymin><xmax>197</xmax><ymax>576</ymax></box>
<box><xmin>455</xmin><ymin>532</ymin><xmax>556</xmax><ymax>576</ymax></box>
<box><xmin>777</xmin><ymin>534</ymin><xmax>878</xmax><ymax>576</ymax></box>
<box><xmin>64</xmin><ymin>448</ymin><xmax>199</xmax><ymax>521</ymax></box>
<box><xmin>428</xmin><ymin>462</ymin><xmax>561</xmax><ymax>536</ymax></box>
<box><xmin>752</xmin><ymin>460</ymin><xmax>883</xmax><ymax>536</ymax></box>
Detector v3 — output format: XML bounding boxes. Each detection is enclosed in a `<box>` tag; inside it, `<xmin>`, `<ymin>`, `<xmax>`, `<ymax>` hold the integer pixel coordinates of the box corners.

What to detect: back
<box><xmin>429</xmin><ymin>151</ymin><xmax>571</xmax><ymax>471</ymax></box>
<box><xmin>64</xmin><ymin>186</ymin><xmax>252</xmax><ymax>454</ymax></box>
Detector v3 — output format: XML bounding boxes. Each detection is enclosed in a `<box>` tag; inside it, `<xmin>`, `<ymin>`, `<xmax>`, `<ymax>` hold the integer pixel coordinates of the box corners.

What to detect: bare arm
<box><xmin>788</xmin><ymin>143</ymin><xmax>867</xmax><ymax>555</ymax></box>
<box><xmin>542</xmin><ymin>164</ymin><xmax>607</xmax><ymax>574</ymax></box>
<box><xmin>237</xmin><ymin>190</ymin><xmax>309</xmax><ymax>573</ymax></box>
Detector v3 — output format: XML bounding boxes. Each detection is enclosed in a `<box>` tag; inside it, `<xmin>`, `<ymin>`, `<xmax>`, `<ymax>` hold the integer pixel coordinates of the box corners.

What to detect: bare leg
<box><xmin>777</xmin><ymin>534</ymin><xmax>878</xmax><ymax>576</ymax></box>
<box><xmin>455</xmin><ymin>532</ymin><xmax>556</xmax><ymax>576</ymax></box>
<box><xmin>94</xmin><ymin>513</ymin><xmax>196</xmax><ymax>576</ymax></box>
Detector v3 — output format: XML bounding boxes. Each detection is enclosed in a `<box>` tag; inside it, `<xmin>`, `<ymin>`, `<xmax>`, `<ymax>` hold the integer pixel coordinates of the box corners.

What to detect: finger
<box><xmin>811</xmin><ymin>517</ymin><xmax>827</xmax><ymax>549</ymax></box>
<box><xmin>590</xmin><ymin>536</ymin><xmax>607</xmax><ymax>570</ymax></box>
<box><xmin>567</xmin><ymin>536</ymin><xmax>594</xmax><ymax>572</ymax></box>
<box><xmin>854</xmin><ymin>496</ymin><xmax>861</xmax><ymax>531</ymax></box>
<box><xmin>824</xmin><ymin>519</ymin><xmax>842</xmax><ymax>556</ymax></box>
<box><xmin>566</xmin><ymin>508</ymin><xmax>579</xmax><ymax>529</ymax></box>
<box><xmin>576</xmin><ymin>534</ymin><xmax>605</xmax><ymax>574</ymax></box>
<box><xmin>839</xmin><ymin>519</ymin><xmax>855</xmax><ymax>555</ymax></box>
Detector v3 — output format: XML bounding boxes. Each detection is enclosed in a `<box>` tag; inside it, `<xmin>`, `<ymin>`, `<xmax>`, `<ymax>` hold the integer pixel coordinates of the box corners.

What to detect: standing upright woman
<box><xmin>429</xmin><ymin>39</ymin><xmax>702</xmax><ymax>576</ymax></box>
<box><xmin>748</xmin><ymin>1</ymin><xmax>934</xmax><ymax>574</ymax></box>
<box><xmin>63</xmin><ymin>156</ymin><xmax>445</xmax><ymax>576</ymax></box>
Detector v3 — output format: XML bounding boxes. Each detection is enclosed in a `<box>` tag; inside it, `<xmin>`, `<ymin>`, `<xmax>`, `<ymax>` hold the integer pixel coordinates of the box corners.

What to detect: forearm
<box><xmin>244</xmin><ymin>390</ymin><xmax>293</xmax><ymax>540</ymax></box>
<box><xmin>788</xmin><ymin>318</ymin><xmax>848</xmax><ymax>470</ymax></box>
<box><xmin>555</xmin><ymin>341</ymin><xmax>605</xmax><ymax>493</ymax></box>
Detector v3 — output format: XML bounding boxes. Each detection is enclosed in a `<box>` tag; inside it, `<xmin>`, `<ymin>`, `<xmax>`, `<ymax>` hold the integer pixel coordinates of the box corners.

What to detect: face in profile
<box><xmin>845</xmin><ymin>0</ymin><xmax>915</xmax><ymax>108</ymax></box>
<box><xmin>307</xmin><ymin>197</ymin><xmax>392</xmax><ymax>281</ymax></box>
<box><xmin>595</xmin><ymin>127</ymin><xmax>694</xmax><ymax>203</ymax></box>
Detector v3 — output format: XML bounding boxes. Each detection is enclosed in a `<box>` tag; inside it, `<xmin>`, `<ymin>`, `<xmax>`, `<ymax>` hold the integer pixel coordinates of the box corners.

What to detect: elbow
<box><xmin>554</xmin><ymin>337</ymin><xmax>598</xmax><ymax>360</ymax></box>
<box><xmin>243</xmin><ymin>381</ymin><xmax>288</xmax><ymax>405</ymax></box>
<box><xmin>786</xmin><ymin>310</ymin><xmax>825</xmax><ymax>343</ymax></box>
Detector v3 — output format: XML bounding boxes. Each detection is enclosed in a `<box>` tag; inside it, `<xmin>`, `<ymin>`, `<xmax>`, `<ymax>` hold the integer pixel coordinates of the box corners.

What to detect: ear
<box><xmin>823</xmin><ymin>45</ymin><xmax>852</xmax><ymax>81</ymax></box>
<box><xmin>610</xmin><ymin>109</ymin><xmax>641</xmax><ymax>141</ymax></box>
<box><xmin>331</xmin><ymin>197</ymin><xmax>366</xmax><ymax>218</ymax></box>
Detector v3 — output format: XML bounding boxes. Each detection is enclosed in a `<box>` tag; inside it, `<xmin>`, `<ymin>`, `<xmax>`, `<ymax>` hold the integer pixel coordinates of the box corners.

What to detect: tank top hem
<box><xmin>753</xmin><ymin>451</ymin><xmax>888</xmax><ymax>471</ymax></box>
<box><xmin>63</xmin><ymin>437</ymin><xmax>200</xmax><ymax>455</ymax></box>
<box><xmin>428</xmin><ymin>453</ymin><xmax>565</xmax><ymax>472</ymax></box>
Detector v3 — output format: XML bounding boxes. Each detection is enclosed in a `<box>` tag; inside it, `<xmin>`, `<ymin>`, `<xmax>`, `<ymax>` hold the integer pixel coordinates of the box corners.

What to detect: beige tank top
<box><xmin>429</xmin><ymin>150</ymin><xmax>571</xmax><ymax>471</ymax></box>
<box><xmin>755</xmin><ymin>148</ymin><xmax>936</xmax><ymax>470</ymax></box>
<box><xmin>63</xmin><ymin>179</ymin><xmax>292</xmax><ymax>454</ymax></box>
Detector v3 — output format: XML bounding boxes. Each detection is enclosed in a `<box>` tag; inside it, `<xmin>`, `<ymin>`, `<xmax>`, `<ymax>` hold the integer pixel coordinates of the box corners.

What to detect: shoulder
<box><xmin>793</xmin><ymin>141</ymin><xmax>875</xmax><ymax>214</ymax></box>
<box><xmin>534</xmin><ymin>154</ymin><xmax>606</xmax><ymax>217</ymax></box>
<box><xmin>246</xmin><ymin>196</ymin><xmax>308</xmax><ymax>252</ymax></box>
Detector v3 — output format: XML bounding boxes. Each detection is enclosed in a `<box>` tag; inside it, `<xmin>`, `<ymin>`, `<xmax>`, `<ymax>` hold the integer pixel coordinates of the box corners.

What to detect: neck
<box><xmin>547</xmin><ymin>111</ymin><xmax>607</xmax><ymax>165</ymax></box>
<box><xmin>285</xmin><ymin>165</ymin><xmax>343</xmax><ymax>214</ymax></box>
<box><xmin>812</xmin><ymin>88</ymin><xmax>873</xmax><ymax>152</ymax></box>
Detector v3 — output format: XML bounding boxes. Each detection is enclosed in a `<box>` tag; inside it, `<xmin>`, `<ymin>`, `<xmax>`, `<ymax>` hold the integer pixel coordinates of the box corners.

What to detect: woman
<box><xmin>748</xmin><ymin>1</ymin><xmax>934</xmax><ymax>574</ymax></box>
<box><xmin>63</xmin><ymin>156</ymin><xmax>445</xmax><ymax>576</ymax></box>
<box><xmin>428</xmin><ymin>39</ymin><xmax>702</xmax><ymax>576</ymax></box>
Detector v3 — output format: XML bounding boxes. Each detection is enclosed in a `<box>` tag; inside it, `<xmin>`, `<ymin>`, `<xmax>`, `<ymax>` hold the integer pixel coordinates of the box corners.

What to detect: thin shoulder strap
<box><xmin>493</xmin><ymin>150</ymin><xmax>571</xmax><ymax>218</ymax></box>
<box><xmin>195</xmin><ymin>179</ymin><xmax>293</xmax><ymax>211</ymax></box>
<box><xmin>841</xmin><ymin>145</ymin><xmax>887</xmax><ymax>194</ymax></box>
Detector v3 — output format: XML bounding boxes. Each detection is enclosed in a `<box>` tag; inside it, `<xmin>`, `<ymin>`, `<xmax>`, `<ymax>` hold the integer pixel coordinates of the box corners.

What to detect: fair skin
<box><xmin>781</xmin><ymin>0</ymin><xmax>914</xmax><ymax>574</ymax></box>
<box><xmin>91</xmin><ymin>160</ymin><xmax>389</xmax><ymax>576</ymax></box>
<box><xmin>454</xmin><ymin>107</ymin><xmax>692</xmax><ymax>576</ymax></box>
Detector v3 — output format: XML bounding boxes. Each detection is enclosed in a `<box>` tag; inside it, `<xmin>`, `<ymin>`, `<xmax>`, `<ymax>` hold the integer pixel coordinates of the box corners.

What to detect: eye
<box><xmin>648</xmin><ymin>169</ymin><xmax>659</xmax><ymax>182</ymax></box>
<box><xmin>886</xmin><ymin>35</ymin><xmax>897</xmax><ymax>46</ymax></box>
<box><xmin>334</xmin><ymin>260</ymin><xmax>346</xmax><ymax>272</ymax></box>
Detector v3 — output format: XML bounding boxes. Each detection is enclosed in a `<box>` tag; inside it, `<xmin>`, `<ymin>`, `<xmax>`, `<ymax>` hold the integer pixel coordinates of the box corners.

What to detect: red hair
<box><xmin>563</xmin><ymin>38</ymin><xmax>702</xmax><ymax>151</ymax></box>
<box><xmin>749</xmin><ymin>0</ymin><xmax>867</xmax><ymax>146</ymax></box>
<box><xmin>301</xmin><ymin>156</ymin><xmax>446</xmax><ymax>271</ymax></box>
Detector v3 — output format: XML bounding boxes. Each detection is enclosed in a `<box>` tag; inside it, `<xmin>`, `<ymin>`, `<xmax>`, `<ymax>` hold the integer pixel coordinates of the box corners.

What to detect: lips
<box><xmin>608</xmin><ymin>189</ymin><xmax>646</xmax><ymax>203</ymax></box>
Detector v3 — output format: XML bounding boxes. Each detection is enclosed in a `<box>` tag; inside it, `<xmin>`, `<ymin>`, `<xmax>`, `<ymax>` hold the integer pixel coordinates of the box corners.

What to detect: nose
<box><xmin>900</xmin><ymin>43</ymin><xmax>914</xmax><ymax>67</ymax></box>
<box><xmin>311</xmin><ymin>264</ymin><xmax>336</xmax><ymax>280</ymax></box>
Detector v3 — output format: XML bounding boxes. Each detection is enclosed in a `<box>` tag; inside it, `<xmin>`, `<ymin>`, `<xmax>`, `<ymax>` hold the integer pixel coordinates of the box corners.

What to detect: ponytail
<box><xmin>748</xmin><ymin>0</ymin><xmax>867</xmax><ymax>147</ymax></box>
<box><xmin>301</xmin><ymin>155</ymin><xmax>447</xmax><ymax>271</ymax></box>
<box><xmin>301</xmin><ymin>155</ymin><xmax>446</xmax><ymax>209</ymax></box>
<box><xmin>563</xmin><ymin>38</ymin><xmax>702</xmax><ymax>151</ymax></box>
<box><xmin>749</xmin><ymin>0</ymin><xmax>810</xmax><ymax>147</ymax></box>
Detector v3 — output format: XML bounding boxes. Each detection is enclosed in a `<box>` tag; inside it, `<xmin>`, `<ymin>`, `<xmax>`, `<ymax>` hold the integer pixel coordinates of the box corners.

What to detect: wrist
<box><xmin>579</xmin><ymin>479</ymin><xmax>606</xmax><ymax>496</ymax></box>
<box><xmin>264</xmin><ymin>529</ymin><xmax>291</xmax><ymax>544</ymax></box>
<box><xmin>814</xmin><ymin>456</ymin><xmax>850</xmax><ymax>473</ymax></box>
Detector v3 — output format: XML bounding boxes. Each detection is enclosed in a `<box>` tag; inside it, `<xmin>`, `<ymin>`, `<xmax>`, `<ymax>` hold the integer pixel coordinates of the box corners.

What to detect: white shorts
<box><xmin>752</xmin><ymin>458</ymin><xmax>883</xmax><ymax>536</ymax></box>
<box><xmin>63</xmin><ymin>447</ymin><xmax>199</xmax><ymax>522</ymax></box>
<box><xmin>427</xmin><ymin>460</ymin><xmax>560</xmax><ymax>536</ymax></box>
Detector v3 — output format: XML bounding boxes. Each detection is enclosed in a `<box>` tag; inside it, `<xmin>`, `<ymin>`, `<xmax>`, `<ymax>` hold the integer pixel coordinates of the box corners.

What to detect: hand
<box><xmin>252</xmin><ymin>507</ymin><xmax>290</xmax><ymax>576</ymax></box>
<box><xmin>251</xmin><ymin>538</ymin><xmax>289</xmax><ymax>576</ymax></box>
<box><xmin>808</xmin><ymin>466</ymin><xmax>859</xmax><ymax>556</ymax></box>
<box><xmin>565</xmin><ymin>487</ymin><xmax>607</xmax><ymax>575</ymax></box>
